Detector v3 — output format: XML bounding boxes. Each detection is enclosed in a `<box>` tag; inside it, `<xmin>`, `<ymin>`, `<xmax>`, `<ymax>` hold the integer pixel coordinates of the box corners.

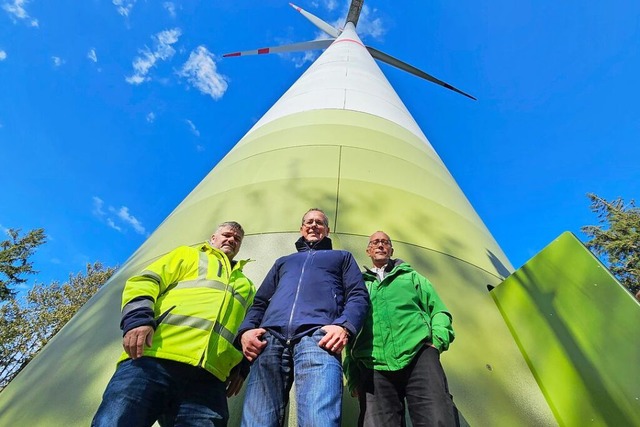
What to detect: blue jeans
<box><xmin>92</xmin><ymin>357</ymin><xmax>228</xmax><ymax>427</ymax></box>
<box><xmin>241</xmin><ymin>329</ymin><xmax>343</xmax><ymax>427</ymax></box>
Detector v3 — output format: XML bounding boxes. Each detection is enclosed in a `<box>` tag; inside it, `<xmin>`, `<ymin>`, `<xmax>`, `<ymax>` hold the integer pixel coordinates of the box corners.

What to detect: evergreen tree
<box><xmin>581</xmin><ymin>193</ymin><xmax>640</xmax><ymax>295</ymax></box>
<box><xmin>0</xmin><ymin>228</ymin><xmax>46</xmax><ymax>300</ymax></box>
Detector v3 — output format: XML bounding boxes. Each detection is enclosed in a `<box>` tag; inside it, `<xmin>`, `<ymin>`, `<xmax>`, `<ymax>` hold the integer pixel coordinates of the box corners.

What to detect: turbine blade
<box><xmin>223</xmin><ymin>39</ymin><xmax>334</xmax><ymax>58</ymax></box>
<box><xmin>367</xmin><ymin>46</ymin><xmax>477</xmax><ymax>100</ymax></box>
<box><xmin>289</xmin><ymin>3</ymin><xmax>341</xmax><ymax>38</ymax></box>
<box><xmin>346</xmin><ymin>0</ymin><xmax>365</xmax><ymax>27</ymax></box>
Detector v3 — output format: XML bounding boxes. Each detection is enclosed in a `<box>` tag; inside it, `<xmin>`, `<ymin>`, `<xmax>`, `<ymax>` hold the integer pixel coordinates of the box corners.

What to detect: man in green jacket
<box><xmin>92</xmin><ymin>221</ymin><xmax>255</xmax><ymax>427</ymax></box>
<box><xmin>344</xmin><ymin>231</ymin><xmax>456</xmax><ymax>427</ymax></box>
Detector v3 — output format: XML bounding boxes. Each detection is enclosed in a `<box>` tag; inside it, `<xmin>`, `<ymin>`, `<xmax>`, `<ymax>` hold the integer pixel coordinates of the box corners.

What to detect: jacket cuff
<box><xmin>335</xmin><ymin>320</ymin><xmax>356</xmax><ymax>337</ymax></box>
<box><xmin>430</xmin><ymin>334</ymin><xmax>445</xmax><ymax>353</ymax></box>
<box><xmin>120</xmin><ymin>297</ymin><xmax>156</xmax><ymax>335</ymax></box>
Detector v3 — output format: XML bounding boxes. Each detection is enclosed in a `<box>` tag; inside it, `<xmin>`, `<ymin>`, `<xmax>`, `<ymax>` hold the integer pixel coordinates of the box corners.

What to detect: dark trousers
<box><xmin>358</xmin><ymin>345</ymin><xmax>457</xmax><ymax>427</ymax></box>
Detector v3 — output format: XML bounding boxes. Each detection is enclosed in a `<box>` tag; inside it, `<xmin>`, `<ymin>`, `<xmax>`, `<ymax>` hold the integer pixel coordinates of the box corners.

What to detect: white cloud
<box><xmin>185</xmin><ymin>119</ymin><xmax>200</xmax><ymax>137</ymax></box>
<box><xmin>87</xmin><ymin>48</ymin><xmax>97</xmax><ymax>63</ymax></box>
<box><xmin>2</xmin><ymin>0</ymin><xmax>26</xmax><ymax>18</ymax></box>
<box><xmin>2</xmin><ymin>0</ymin><xmax>38</xmax><ymax>26</ymax></box>
<box><xmin>316</xmin><ymin>0</ymin><xmax>338</xmax><ymax>11</ymax></box>
<box><xmin>92</xmin><ymin>196</ymin><xmax>146</xmax><ymax>235</ymax></box>
<box><xmin>321</xmin><ymin>3</ymin><xmax>385</xmax><ymax>42</ymax></box>
<box><xmin>113</xmin><ymin>0</ymin><xmax>136</xmax><ymax>17</ymax></box>
<box><xmin>106</xmin><ymin>218</ymin><xmax>122</xmax><ymax>232</ymax></box>
<box><xmin>292</xmin><ymin>50</ymin><xmax>319</xmax><ymax>68</ymax></box>
<box><xmin>114</xmin><ymin>206</ymin><xmax>146</xmax><ymax>235</ymax></box>
<box><xmin>163</xmin><ymin>2</ymin><xmax>176</xmax><ymax>17</ymax></box>
<box><xmin>178</xmin><ymin>46</ymin><xmax>228</xmax><ymax>100</ymax></box>
<box><xmin>52</xmin><ymin>56</ymin><xmax>65</xmax><ymax>67</ymax></box>
<box><xmin>196</xmin><ymin>144</ymin><xmax>205</xmax><ymax>152</ymax></box>
<box><xmin>126</xmin><ymin>28</ymin><xmax>181</xmax><ymax>85</ymax></box>
<box><xmin>92</xmin><ymin>196</ymin><xmax>106</xmax><ymax>217</ymax></box>
<box><xmin>0</xmin><ymin>50</ymin><xmax>6</xmax><ymax>61</ymax></box>
<box><xmin>355</xmin><ymin>5</ymin><xmax>386</xmax><ymax>40</ymax></box>
<box><xmin>156</xmin><ymin>28</ymin><xmax>180</xmax><ymax>46</ymax></box>
<box><xmin>146</xmin><ymin>112</ymin><xmax>155</xmax><ymax>123</ymax></box>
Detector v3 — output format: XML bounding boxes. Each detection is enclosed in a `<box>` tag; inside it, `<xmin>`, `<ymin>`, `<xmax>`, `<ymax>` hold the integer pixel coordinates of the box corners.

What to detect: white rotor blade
<box><xmin>224</xmin><ymin>39</ymin><xmax>334</xmax><ymax>58</ymax></box>
<box><xmin>289</xmin><ymin>3</ymin><xmax>341</xmax><ymax>38</ymax></box>
<box><xmin>367</xmin><ymin>46</ymin><xmax>477</xmax><ymax>100</ymax></box>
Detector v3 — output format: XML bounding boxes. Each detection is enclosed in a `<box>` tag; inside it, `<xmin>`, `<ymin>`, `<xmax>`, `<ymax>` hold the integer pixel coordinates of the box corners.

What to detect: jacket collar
<box><xmin>363</xmin><ymin>258</ymin><xmax>406</xmax><ymax>277</ymax></box>
<box><xmin>200</xmin><ymin>242</ymin><xmax>250</xmax><ymax>270</ymax></box>
<box><xmin>295</xmin><ymin>236</ymin><xmax>333</xmax><ymax>252</ymax></box>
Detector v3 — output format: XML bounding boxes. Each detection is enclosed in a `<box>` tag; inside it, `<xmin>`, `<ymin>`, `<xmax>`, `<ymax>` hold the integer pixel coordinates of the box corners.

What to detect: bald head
<box><xmin>366</xmin><ymin>231</ymin><xmax>393</xmax><ymax>268</ymax></box>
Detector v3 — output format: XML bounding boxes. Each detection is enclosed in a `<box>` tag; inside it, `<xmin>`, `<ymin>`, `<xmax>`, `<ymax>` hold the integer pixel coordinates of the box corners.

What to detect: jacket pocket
<box><xmin>155</xmin><ymin>305</ymin><xmax>176</xmax><ymax>326</ymax></box>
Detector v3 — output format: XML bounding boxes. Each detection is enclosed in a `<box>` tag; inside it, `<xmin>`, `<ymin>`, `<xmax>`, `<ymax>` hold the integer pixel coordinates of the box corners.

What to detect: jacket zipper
<box><xmin>286</xmin><ymin>250</ymin><xmax>312</xmax><ymax>344</ymax></box>
<box><xmin>200</xmin><ymin>252</ymin><xmax>233</xmax><ymax>368</ymax></box>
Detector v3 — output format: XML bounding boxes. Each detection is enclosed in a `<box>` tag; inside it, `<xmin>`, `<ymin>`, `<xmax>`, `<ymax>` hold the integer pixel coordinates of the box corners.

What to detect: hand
<box><xmin>225</xmin><ymin>369</ymin><xmax>245</xmax><ymax>397</ymax></box>
<box><xmin>351</xmin><ymin>388</ymin><xmax>360</xmax><ymax>398</ymax></box>
<box><xmin>318</xmin><ymin>325</ymin><xmax>349</xmax><ymax>354</ymax></box>
<box><xmin>123</xmin><ymin>325</ymin><xmax>154</xmax><ymax>359</ymax></box>
<box><xmin>240</xmin><ymin>328</ymin><xmax>267</xmax><ymax>362</ymax></box>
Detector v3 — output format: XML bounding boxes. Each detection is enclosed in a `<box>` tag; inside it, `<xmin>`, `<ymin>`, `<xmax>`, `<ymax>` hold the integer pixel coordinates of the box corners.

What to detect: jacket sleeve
<box><xmin>120</xmin><ymin>247</ymin><xmax>190</xmax><ymax>335</ymax></box>
<box><xmin>414</xmin><ymin>272</ymin><xmax>455</xmax><ymax>352</ymax></box>
<box><xmin>343</xmin><ymin>342</ymin><xmax>362</xmax><ymax>394</ymax></box>
<box><xmin>332</xmin><ymin>252</ymin><xmax>370</xmax><ymax>337</ymax></box>
<box><xmin>237</xmin><ymin>259</ymin><xmax>279</xmax><ymax>338</ymax></box>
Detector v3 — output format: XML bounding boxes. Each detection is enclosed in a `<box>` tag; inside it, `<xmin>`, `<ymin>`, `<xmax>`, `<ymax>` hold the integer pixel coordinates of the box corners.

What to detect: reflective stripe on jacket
<box><xmin>118</xmin><ymin>243</ymin><xmax>255</xmax><ymax>381</ymax></box>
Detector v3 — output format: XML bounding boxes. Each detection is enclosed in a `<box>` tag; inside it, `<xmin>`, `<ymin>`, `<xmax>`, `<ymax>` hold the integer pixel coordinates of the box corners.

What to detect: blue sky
<box><xmin>1</xmin><ymin>0</ymin><xmax>638</xmax><ymax>290</ymax></box>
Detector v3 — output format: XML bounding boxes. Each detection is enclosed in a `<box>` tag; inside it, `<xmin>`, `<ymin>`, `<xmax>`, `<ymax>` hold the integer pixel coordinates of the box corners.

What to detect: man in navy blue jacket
<box><xmin>238</xmin><ymin>208</ymin><xmax>369</xmax><ymax>427</ymax></box>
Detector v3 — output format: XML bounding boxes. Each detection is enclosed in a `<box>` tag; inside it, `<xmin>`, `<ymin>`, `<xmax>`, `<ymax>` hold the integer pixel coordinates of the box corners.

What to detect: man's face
<box><xmin>300</xmin><ymin>210</ymin><xmax>329</xmax><ymax>243</ymax></box>
<box><xmin>210</xmin><ymin>225</ymin><xmax>244</xmax><ymax>260</ymax></box>
<box><xmin>366</xmin><ymin>232</ymin><xmax>393</xmax><ymax>267</ymax></box>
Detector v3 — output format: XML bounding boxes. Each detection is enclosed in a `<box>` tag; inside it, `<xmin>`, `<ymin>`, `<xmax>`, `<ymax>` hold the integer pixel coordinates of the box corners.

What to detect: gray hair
<box><xmin>301</xmin><ymin>208</ymin><xmax>329</xmax><ymax>227</ymax></box>
<box><xmin>216</xmin><ymin>221</ymin><xmax>245</xmax><ymax>236</ymax></box>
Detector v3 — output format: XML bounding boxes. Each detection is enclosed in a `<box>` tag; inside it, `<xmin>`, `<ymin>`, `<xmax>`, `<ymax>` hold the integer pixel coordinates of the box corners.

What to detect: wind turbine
<box><xmin>0</xmin><ymin>2</ymin><xmax>557</xmax><ymax>425</ymax></box>
<box><xmin>225</xmin><ymin>3</ymin><xmax>477</xmax><ymax>101</ymax></box>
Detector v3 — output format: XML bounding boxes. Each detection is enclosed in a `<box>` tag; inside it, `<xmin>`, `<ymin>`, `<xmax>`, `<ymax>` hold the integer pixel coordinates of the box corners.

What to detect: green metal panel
<box><xmin>492</xmin><ymin>231</ymin><xmax>640</xmax><ymax>426</ymax></box>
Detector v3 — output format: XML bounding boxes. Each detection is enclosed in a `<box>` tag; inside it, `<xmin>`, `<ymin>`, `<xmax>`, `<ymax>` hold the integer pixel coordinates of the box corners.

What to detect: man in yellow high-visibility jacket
<box><xmin>92</xmin><ymin>221</ymin><xmax>255</xmax><ymax>427</ymax></box>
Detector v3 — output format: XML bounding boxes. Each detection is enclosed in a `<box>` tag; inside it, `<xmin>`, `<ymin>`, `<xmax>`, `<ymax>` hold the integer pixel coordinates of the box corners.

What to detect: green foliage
<box><xmin>582</xmin><ymin>193</ymin><xmax>640</xmax><ymax>295</ymax></box>
<box><xmin>0</xmin><ymin>228</ymin><xmax>46</xmax><ymax>300</ymax></box>
<box><xmin>0</xmin><ymin>262</ymin><xmax>116</xmax><ymax>390</ymax></box>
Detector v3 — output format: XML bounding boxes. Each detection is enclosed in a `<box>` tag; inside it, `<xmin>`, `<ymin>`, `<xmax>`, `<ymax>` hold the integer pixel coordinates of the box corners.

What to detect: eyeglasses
<box><xmin>368</xmin><ymin>239</ymin><xmax>392</xmax><ymax>247</ymax></box>
<box><xmin>303</xmin><ymin>219</ymin><xmax>326</xmax><ymax>227</ymax></box>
